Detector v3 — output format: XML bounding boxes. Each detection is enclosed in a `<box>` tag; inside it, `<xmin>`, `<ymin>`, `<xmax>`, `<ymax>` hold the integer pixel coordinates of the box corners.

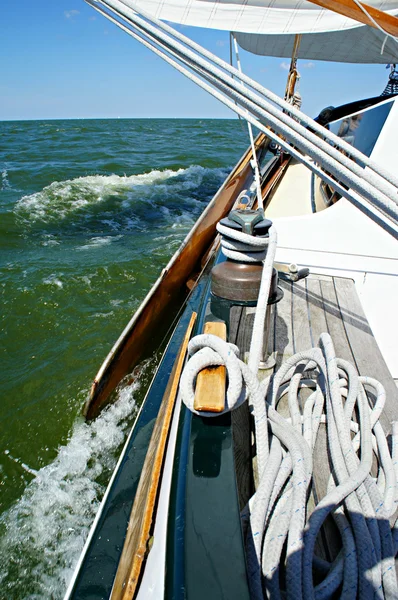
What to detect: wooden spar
<box><xmin>111</xmin><ymin>312</ymin><xmax>197</xmax><ymax>600</ymax></box>
<box><xmin>84</xmin><ymin>133</ymin><xmax>269</xmax><ymax>420</ymax></box>
<box><xmin>193</xmin><ymin>321</ymin><xmax>227</xmax><ymax>413</ymax></box>
<box><xmin>307</xmin><ymin>0</ymin><xmax>398</xmax><ymax>37</ymax></box>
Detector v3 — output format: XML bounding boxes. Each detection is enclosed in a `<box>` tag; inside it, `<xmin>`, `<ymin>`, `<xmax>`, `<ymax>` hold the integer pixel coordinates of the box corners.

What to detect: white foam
<box><xmin>90</xmin><ymin>311</ymin><xmax>115</xmax><ymax>319</ymax></box>
<box><xmin>43</xmin><ymin>274</ymin><xmax>64</xmax><ymax>289</ymax></box>
<box><xmin>0</xmin><ymin>382</ymin><xmax>139</xmax><ymax>599</ymax></box>
<box><xmin>1</xmin><ymin>168</ymin><xmax>10</xmax><ymax>190</ymax></box>
<box><xmin>76</xmin><ymin>235</ymin><xmax>123</xmax><ymax>251</ymax></box>
<box><xmin>14</xmin><ymin>165</ymin><xmax>228</xmax><ymax>225</ymax></box>
<box><xmin>15</xmin><ymin>168</ymin><xmax>186</xmax><ymax>222</ymax></box>
<box><xmin>41</xmin><ymin>234</ymin><xmax>61</xmax><ymax>247</ymax></box>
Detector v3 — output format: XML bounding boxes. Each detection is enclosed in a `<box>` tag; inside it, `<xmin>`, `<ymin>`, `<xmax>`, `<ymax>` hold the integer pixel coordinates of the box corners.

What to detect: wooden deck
<box><xmin>230</xmin><ymin>273</ymin><xmax>398</xmax><ymax>560</ymax></box>
<box><xmin>231</xmin><ymin>273</ymin><xmax>398</xmax><ymax>429</ymax></box>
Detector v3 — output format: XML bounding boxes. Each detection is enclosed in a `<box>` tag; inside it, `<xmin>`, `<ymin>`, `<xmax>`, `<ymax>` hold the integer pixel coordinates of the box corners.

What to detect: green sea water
<box><xmin>0</xmin><ymin>118</ymin><xmax>250</xmax><ymax>598</ymax></box>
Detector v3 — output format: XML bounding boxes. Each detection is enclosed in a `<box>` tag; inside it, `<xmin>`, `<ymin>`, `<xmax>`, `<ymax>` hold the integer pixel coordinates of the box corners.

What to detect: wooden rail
<box><xmin>111</xmin><ymin>312</ymin><xmax>197</xmax><ymax>600</ymax></box>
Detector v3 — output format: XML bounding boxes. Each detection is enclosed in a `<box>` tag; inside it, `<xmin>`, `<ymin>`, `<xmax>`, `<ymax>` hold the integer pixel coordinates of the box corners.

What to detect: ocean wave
<box><xmin>40</xmin><ymin>234</ymin><xmax>61</xmax><ymax>247</ymax></box>
<box><xmin>1</xmin><ymin>168</ymin><xmax>10</xmax><ymax>190</ymax></box>
<box><xmin>14</xmin><ymin>168</ymin><xmax>186</xmax><ymax>223</ymax></box>
<box><xmin>76</xmin><ymin>234</ymin><xmax>123</xmax><ymax>251</ymax></box>
<box><xmin>0</xmin><ymin>382</ymin><xmax>139</xmax><ymax>599</ymax></box>
<box><xmin>43</xmin><ymin>274</ymin><xmax>64</xmax><ymax>289</ymax></box>
<box><xmin>13</xmin><ymin>165</ymin><xmax>228</xmax><ymax>229</ymax></box>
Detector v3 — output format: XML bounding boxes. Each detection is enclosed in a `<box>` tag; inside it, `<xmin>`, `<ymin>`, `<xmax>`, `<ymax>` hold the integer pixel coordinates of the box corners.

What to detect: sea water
<box><xmin>0</xmin><ymin>118</ymin><xmax>249</xmax><ymax>598</ymax></box>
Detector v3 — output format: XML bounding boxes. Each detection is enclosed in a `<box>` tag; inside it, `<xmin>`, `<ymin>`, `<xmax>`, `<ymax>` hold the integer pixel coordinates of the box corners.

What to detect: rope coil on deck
<box><xmin>181</xmin><ymin>330</ymin><xmax>398</xmax><ymax>599</ymax></box>
<box><xmin>180</xmin><ymin>334</ymin><xmax>246</xmax><ymax>416</ymax></box>
<box><xmin>249</xmin><ymin>335</ymin><xmax>398</xmax><ymax>600</ymax></box>
<box><xmin>180</xmin><ymin>220</ymin><xmax>398</xmax><ymax>599</ymax></box>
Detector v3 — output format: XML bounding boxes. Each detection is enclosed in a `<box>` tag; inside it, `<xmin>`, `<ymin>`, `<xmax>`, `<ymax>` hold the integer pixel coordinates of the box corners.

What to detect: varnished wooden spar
<box><xmin>84</xmin><ymin>133</ymin><xmax>269</xmax><ymax>420</ymax></box>
<box><xmin>111</xmin><ymin>312</ymin><xmax>197</xmax><ymax>600</ymax></box>
<box><xmin>308</xmin><ymin>0</ymin><xmax>398</xmax><ymax>37</ymax></box>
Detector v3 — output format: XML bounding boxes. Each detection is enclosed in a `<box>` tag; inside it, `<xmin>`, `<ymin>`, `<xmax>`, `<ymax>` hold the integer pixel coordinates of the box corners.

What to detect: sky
<box><xmin>0</xmin><ymin>0</ymin><xmax>393</xmax><ymax>121</ymax></box>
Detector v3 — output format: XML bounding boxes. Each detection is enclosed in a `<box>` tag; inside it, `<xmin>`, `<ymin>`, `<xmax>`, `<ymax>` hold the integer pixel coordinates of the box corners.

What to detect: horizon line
<box><xmin>0</xmin><ymin>115</ymin><xmax>241</xmax><ymax>123</ymax></box>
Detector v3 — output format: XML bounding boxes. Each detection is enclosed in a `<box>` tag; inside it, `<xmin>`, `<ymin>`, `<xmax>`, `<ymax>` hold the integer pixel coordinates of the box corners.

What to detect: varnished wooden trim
<box><xmin>194</xmin><ymin>322</ymin><xmax>227</xmax><ymax>413</ymax></box>
<box><xmin>308</xmin><ymin>0</ymin><xmax>398</xmax><ymax>37</ymax></box>
<box><xmin>110</xmin><ymin>312</ymin><xmax>197</xmax><ymax>600</ymax></box>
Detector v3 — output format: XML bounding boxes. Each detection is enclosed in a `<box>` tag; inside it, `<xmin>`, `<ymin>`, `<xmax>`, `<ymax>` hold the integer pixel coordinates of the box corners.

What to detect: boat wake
<box><xmin>15</xmin><ymin>168</ymin><xmax>185</xmax><ymax>222</ymax></box>
<box><xmin>0</xmin><ymin>382</ymin><xmax>139</xmax><ymax>600</ymax></box>
<box><xmin>14</xmin><ymin>165</ymin><xmax>228</xmax><ymax>231</ymax></box>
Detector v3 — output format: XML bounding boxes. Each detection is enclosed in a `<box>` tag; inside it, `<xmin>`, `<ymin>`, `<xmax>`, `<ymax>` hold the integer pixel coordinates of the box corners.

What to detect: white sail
<box><xmin>124</xmin><ymin>0</ymin><xmax>398</xmax><ymax>35</ymax></box>
<box><xmin>122</xmin><ymin>0</ymin><xmax>398</xmax><ymax>63</ymax></box>
<box><xmin>235</xmin><ymin>25</ymin><xmax>398</xmax><ymax>63</ymax></box>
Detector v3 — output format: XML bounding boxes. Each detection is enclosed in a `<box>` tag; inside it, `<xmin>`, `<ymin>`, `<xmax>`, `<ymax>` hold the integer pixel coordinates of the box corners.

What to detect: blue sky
<box><xmin>0</xmin><ymin>0</ymin><xmax>392</xmax><ymax>121</ymax></box>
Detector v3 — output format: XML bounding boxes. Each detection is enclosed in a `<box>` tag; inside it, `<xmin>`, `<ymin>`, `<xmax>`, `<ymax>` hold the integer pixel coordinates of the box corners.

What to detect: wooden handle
<box><xmin>194</xmin><ymin>321</ymin><xmax>227</xmax><ymax>413</ymax></box>
<box><xmin>111</xmin><ymin>312</ymin><xmax>197</xmax><ymax>600</ymax></box>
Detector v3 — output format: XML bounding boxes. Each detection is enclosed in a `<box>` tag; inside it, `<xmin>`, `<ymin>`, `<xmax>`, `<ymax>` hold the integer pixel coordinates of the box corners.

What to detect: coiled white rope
<box><xmin>181</xmin><ymin>330</ymin><xmax>398</xmax><ymax>599</ymax></box>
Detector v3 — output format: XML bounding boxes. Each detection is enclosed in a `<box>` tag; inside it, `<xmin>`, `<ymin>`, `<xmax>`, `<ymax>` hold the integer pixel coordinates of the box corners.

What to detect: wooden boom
<box><xmin>308</xmin><ymin>0</ymin><xmax>398</xmax><ymax>37</ymax></box>
<box><xmin>84</xmin><ymin>133</ymin><xmax>269</xmax><ymax>420</ymax></box>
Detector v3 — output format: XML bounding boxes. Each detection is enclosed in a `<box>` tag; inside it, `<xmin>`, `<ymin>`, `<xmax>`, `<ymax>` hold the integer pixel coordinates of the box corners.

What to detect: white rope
<box><xmin>217</xmin><ymin>221</ymin><xmax>270</xmax><ymax>263</ymax></box>
<box><xmin>349</xmin><ymin>0</ymin><xmax>398</xmax><ymax>48</ymax></box>
<box><xmin>215</xmin><ymin>220</ymin><xmax>278</xmax><ymax>374</ymax></box>
<box><xmin>180</xmin><ymin>334</ymin><xmax>246</xmax><ymax>417</ymax></box>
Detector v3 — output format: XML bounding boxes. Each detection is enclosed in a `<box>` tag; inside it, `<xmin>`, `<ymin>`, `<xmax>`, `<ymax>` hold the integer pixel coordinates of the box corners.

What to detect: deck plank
<box><xmin>237</xmin><ymin>307</ymin><xmax>256</xmax><ymax>360</ymax></box>
<box><xmin>292</xmin><ymin>277</ymin><xmax>340</xmax><ymax>561</ymax></box>
<box><xmin>230</xmin><ymin>306</ymin><xmax>253</xmax><ymax>509</ymax></box>
<box><xmin>229</xmin><ymin>306</ymin><xmax>244</xmax><ymax>348</ymax></box>
<box><xmin>274</xmin><ymin>279</ymin><xmax>294</xmax><ymax>369</ymax></box>
<box><xmin>291</xmin><ymin>278</ymin><xmax>312</xmax><ymax>353</ymax></box>
<box><xmin>306</xmin><ymin>277</ymin><xmax>328</xmax><ymax>347</ymax></box>
<box><xmin>334</xmin><ymin>277</ymin><xmax>398</xmax><ymax>433</ymax></box>
<box><xmin>319</xmin><ymin>278</ymin><xmax>355</xmax><ymax>364</ymax></box>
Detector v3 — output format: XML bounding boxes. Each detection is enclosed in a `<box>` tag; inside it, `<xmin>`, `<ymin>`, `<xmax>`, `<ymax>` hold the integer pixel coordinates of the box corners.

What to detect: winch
<box><xmin>210</xmin><ymin>208</ymin><xmax>283</xmax><ymax>324</ymax></box>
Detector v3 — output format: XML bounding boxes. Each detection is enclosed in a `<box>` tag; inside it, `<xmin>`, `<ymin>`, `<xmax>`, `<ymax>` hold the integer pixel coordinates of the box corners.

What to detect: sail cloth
<box><xmin>236</xmin><ymin>26</ymin><xmax>398</xmax><ymax>63</ymax></box>
<box><xmin>123</xmin><ymin>0</ymin><xmax>398</xmax><ymax>63</ymax></box>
